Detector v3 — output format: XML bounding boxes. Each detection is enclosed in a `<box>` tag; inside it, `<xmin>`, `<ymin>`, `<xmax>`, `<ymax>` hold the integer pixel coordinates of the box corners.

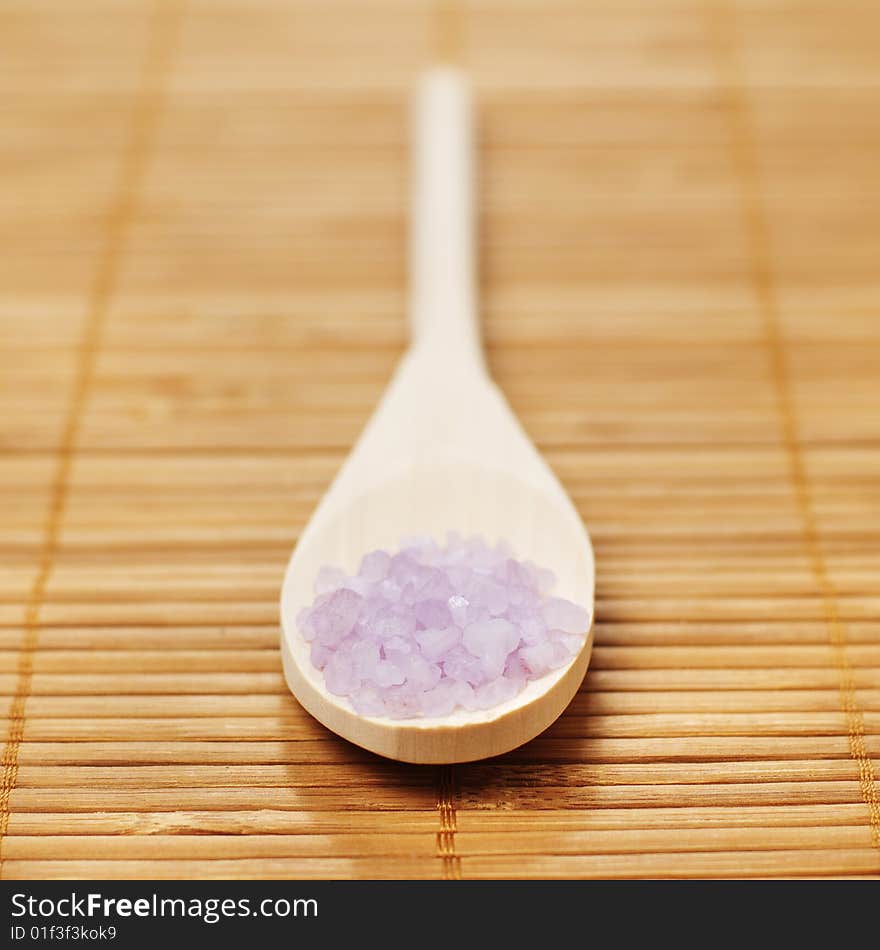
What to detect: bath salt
<box><xmin>296</xmin><ymin>534</ymin><xmax>589</xmax><ymax>719</ymax></box>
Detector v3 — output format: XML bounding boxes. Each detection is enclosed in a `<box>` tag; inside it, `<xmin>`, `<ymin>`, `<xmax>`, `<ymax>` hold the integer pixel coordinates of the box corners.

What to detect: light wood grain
<box><xmin>1</xmin><ymin>0</ymin><xmax>878</xmax><ymax>877</ymax></box>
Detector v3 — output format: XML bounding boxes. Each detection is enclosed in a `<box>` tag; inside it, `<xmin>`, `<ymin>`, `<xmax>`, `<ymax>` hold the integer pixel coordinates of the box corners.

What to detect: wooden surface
<box><xmin>1</xmin><ymin>0</ymin><xmax>879</xmax><ymax>879</ymax></box>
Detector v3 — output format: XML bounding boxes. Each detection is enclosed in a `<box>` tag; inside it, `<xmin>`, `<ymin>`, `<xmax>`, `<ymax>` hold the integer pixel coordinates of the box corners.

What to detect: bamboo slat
<box><xmin>1</xmin><ymin>0</ymin><xmax>879</xmax><ymax>879</ymax></box>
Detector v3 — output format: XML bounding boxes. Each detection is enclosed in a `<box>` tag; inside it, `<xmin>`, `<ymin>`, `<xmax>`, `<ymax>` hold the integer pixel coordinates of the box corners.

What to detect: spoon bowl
<box><xmin>279</xmin><ymin>69</ymin><xmax>595</xmax><ymax>763</ymax></box>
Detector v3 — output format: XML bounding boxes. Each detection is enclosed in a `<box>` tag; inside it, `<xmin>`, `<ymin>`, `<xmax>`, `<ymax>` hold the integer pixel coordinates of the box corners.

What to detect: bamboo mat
<box><xmin>1</xmin><ymin>0</ymin><xmax>879</xmax><ymax>879</ymax></box>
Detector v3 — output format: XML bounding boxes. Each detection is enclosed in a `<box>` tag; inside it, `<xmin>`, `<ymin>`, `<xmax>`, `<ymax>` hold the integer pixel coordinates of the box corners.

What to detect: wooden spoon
<box><xmin>280</xmin><ymin>67</ymin><xmax>595</xmax><ymax>764</ymax></box>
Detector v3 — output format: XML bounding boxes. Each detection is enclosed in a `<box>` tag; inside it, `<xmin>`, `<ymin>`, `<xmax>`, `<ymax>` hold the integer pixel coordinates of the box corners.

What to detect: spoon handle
<box><xmin>410</xmin><ymin>68</ymin><xmax>485</xmax><ymax>370</ymax></box>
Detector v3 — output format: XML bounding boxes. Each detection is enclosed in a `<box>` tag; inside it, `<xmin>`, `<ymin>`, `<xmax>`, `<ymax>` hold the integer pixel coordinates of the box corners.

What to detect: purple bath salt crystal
<box><xmin>522</xmin><ymin>560</ymin><xmax>557</xmax><ymax>594</ymax></box>
<box><xmin>504</xmin><ymin>558</ymin><xmax>537</xmax><ymax>590</ymax></box>
<box><xmin>473</xmin><ymin>676</ymin><xmax>520</xmax><ymax>710</ymax></box>
<box><xmin>504</xmin><ymin>651</ymin><xmax>530</xmax><ymax>686</ymax></box>
<box><xmin>462</xmin><ymin>618</ymin><xmax>521</xmax><ymax>680</ymax></box>
<box><xmin>542</xmin><ymin>597</ymin><xmax>590</xmax><ymax>634</ymax></box>
<box><xmin>518</xmin><ymin>641</ymin><xmax>571</xmax><ymax>678</ymax></box>
<box><xmin>563</xmin><ymin>634</ymin><xmax>585</xmax><ymax>653</ymax></box>
<box><xmin>371</xmin><ymin>606</ymin><xmax>416</xmax><ymax>641</ymax></box>
<box><xmin>382</xmin><ymin>635</ymin><xmax>414</xmax><ymax>665</ymax></box>
<box><xmin>546</xmin><ymin>640</ymin><xmax>575</xmax><ymax>669</ymax></box>
<box><xmin>485</xmin><ymin>582</ymin><xmax>509</xmax><ymax>616</ymax></box>
<box><xmin>507</xmin><ymin>606</ymin><xmax>546</xmax><ymax>645</ymax></box>
<box><xmin>447</xmin><ymin>594</ymin><xmax>470</xmax><ymax>627</ymax></box>
<box><xmin>415</xmin><ymin>569</ymin><xmax>454</xmax><ymax>602</ymax></box>
<box><xmin>358</xmin><ymin>551</ymin><xmax>391</xmax><ymax>585</ymax></box>
<box><xmin>442</xmin><ymin>645</ymin><xmax>487</xmax><ymax>687</ymax></box>
<box><xmin>370</xmin><ymin>659</ymin><xmax>406</xmax><ymax>688</ymax></box>
<box><xmin>453</xmin><ymin>679</ymin><xmax>478</xmax><ymax>710</ymax></box>
<box><xmin>378</xmin><ymin>578</ymin><xmax>402</xmax><ymax>602</ymax></box>
<box><xmin>323</xmin><ymin>651</ymin><xmax>358</xmax><ymax>696</ymax></box>
<box><xmin>350</xmin><ymin>685</ymin><xmax>385</xmax><ymax>717</ymax></box>
<box><xmin>550</xmin><ymin>631</ymin><xmax>586</xmax><ymax>656</ymax></box>
<box><xmin>295</xmin><ymin>534</ymin><xmax>589</xmax><ymax>719</ymax></box>
<box><xmin>397</xmin><ymin>566</ymin><xmax>453</xmax><ymax>605</ymax></box>
<box><xmin>414</xmin><ymin>598</ymin><xmax>453</xmax><ymax>630</ymax></box>
<box><xmin>465</xmin><ymin>575</ymin><xmax>508</xmax><ymax>617</ymax></box>
<box><xmin>420</xmin><ymin>679</ymin><xmax>459</xmax><ymax>717</ymax></box>
<box><xmin>401</xmin><ymin>570</ymin><xmax>444</xmax><ymax>605</ymax></box>
<box><xmin>397</xmin><ymin>652</ymin><xmax>442</xmax><ymax>692</ymax></box>
<box><xmin>445</xmin><ymin>564</ymin><xmax>471</xmax><ymax>589</ymax></box>
<box><xmin>390</xmin><ymin>553</ymin><xmax>421</xmax><ymax>585</ymax></box>
<box><xmin>310</xmin><ymin>641</ymin><xmax>332</xmax><ymax>670</ymax></box>
<box><xmin>382</xmin><ymin>685</ymin><xmax>421</xmax><ymax>719</ymax></box>
<box><xmin>415</xmin><ymin>626</ymin><xmax>461</xmax><ymax>662</ymax></box>
<box><xmin>359</xmin><ymin>549</ymin><xmax>391</xmax><ymax>583</ymax></box>
<box><xmin>517</xmin><ymin>642</ymin><xmax>550</xmax><ymax>677</ymax></box>
<box><xmin>350</xmin><ymin>639</ymin><xmax>380</xmax><ymax>678</ymax></box>
<box><xmin>310</xmin><ymin>588</ymin><xmax>362</xmax><ymax>647</ymax></box>
<box><xmin>297</xmin><ymin>606</ymin><xmax>316</xmax><ymax>641</ymax></box>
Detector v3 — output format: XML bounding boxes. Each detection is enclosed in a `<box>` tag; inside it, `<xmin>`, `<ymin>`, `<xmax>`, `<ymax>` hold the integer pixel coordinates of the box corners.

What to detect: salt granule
<box><xmin>297</xmin><ymin>534</ymin><xmax>589</xmax><ymax>719</ymax></box>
